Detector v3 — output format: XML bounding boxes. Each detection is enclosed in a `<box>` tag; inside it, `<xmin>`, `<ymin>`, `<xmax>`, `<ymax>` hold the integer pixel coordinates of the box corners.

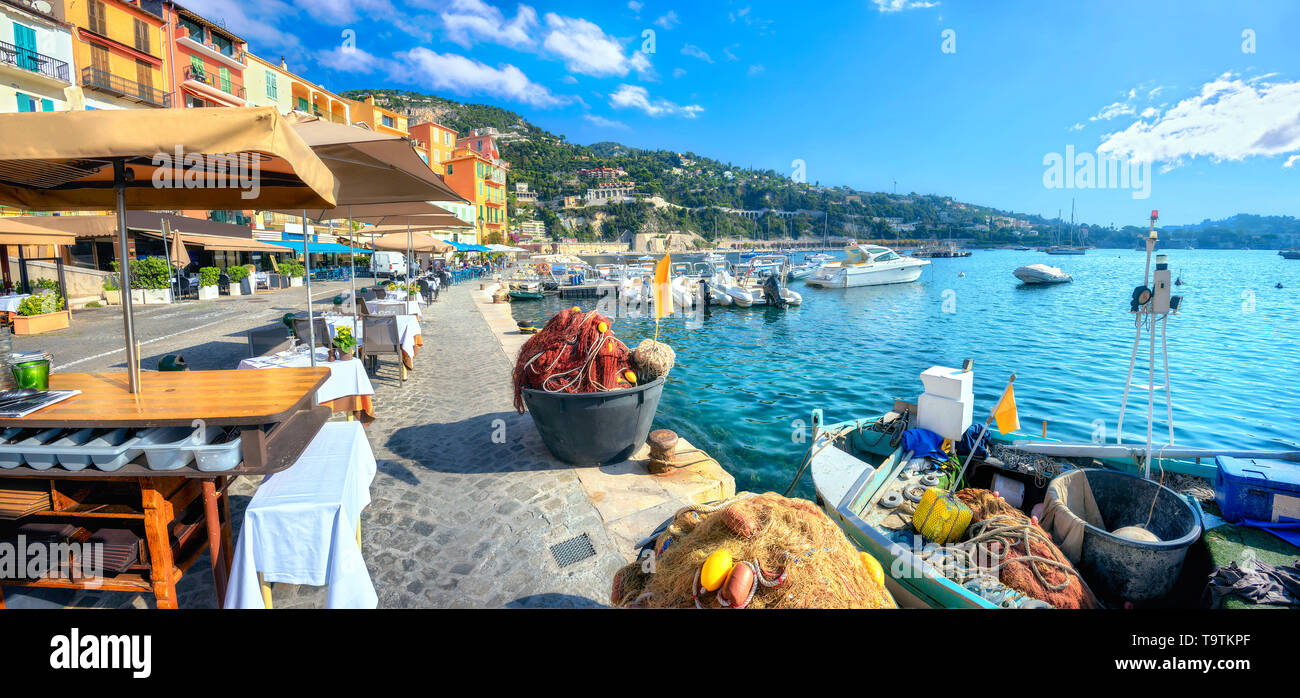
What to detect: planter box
<box><xmin>228</xmin><ymin>282</ymin><xmax>243</xmax><ymax>296</ymax></box>
<box><xmin>131</xmin><ymin>289</ymin><xmax>172</xmax><ymax>305</ymax></box>
<box><xmin>288</xmin><ymin>277</ymin><xmax>303</xmax><ymax>288</ymax></box>
<box><xmin>198</xmin><ymin>285</ymin><xmax>219</xmax><ymax>300</ymax></box>
<box><xmin>103</xmin><ymin>289</ymin><xmax>121</xmax><ymax>305</ymax></box>
<box><xmin>13</xmin><ymin>310</ymin><xmax>70</xmax><ymax>336</ymax></box>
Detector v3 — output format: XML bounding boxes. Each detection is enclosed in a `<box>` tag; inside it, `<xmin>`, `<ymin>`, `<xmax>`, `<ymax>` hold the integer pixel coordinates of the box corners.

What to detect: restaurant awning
<box><xmin>134</xmin><ymin>230</ymin><xmax>294</xmax><ymax>253</ymax></box>
<box><xmin>269</xmin><ymin>240</ymin><xmax>370</xmax><ymax>255</ymax></box>
<box><xmin>0</xmin><ymin>217</ymin><xmax>76</xmax><ymax>246</ymax></box>
<box><xmin>368</xmin><ymin>232</ymin><xmax>455</xmax><ymax>253</ymax></box>
<box><xmin>0</xmin><ymin>107</ymin><xmax>337</xmax><ymax>211</ymax></box>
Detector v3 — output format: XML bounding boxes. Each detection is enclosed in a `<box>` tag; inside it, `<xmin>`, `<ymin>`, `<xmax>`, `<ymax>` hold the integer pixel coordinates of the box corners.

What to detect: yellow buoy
<box><xmin>598</xmin><ymin>321</ymin><xmax>608</xmax><ymax>333</ymax></box>
<box><xmin>700</xmin><ymin>549</ymin><xmax>733</xmax><ymax>591</ymax></box>
<box><xmin>624</xmin><ymin>371</ymin><xmax>638</xmax><ymax>385</ymax></box>
<box><xmin>859</xmin><ymin>552</ymin><xmax>884</xmax><ymax>588</ymax></box>
<box><xmin>571</xmin><ymin>306</ymin><xmax>581</xmax><ymax>313</ymax></box>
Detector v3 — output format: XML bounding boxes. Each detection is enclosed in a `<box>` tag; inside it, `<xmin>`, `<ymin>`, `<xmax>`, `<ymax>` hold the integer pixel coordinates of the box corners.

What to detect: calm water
<box><xmin>525</xmin><ymin>249</ymin><xmax>1300</xmax><ymax>496</ymax></box>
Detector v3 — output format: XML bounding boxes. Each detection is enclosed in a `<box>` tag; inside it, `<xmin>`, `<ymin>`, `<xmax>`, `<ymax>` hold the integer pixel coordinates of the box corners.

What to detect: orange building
<box><xmin>408</xmin><ymin>121</ymin><xmax>457</xmax><ymax>174</ymax></box>
<box><xmin>348</xmin><ymin>94</ymin><xmax>407</xmax><ymax>136</ymax></box>
<box><xmin>64</xmin><ymin>0</ymin><xmax>168</xmax><ymax>109</ymax></box>
<box><xmin>443</xmin><ymin>147</ymin><xmax>507</xmax><ymax>245</ymax></box>
<box><xmin>158</xmin><ymin>1</ymin><xmax>247</xmax><ymax>108</ymax></box>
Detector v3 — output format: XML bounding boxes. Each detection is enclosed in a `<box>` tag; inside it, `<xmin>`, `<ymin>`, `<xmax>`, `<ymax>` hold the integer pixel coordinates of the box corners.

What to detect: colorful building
<box><xmin>443</xmin><ymin>147</ymin><xmax>507</xmax><ymax>245</ymax></box>
<box><xmin>153</xmin><ymin>1</ymin><xmax>246</xmax><ymax>108</ymax></box>
<box><xmin>456</xmin><ymin>128</ymin><xmax>500</xmax><ymax>160</ymax></box>
<box><xmin>63</xmin><ymin>0</ymin><xmax>168</xmax><ymax>109</ymax></box>
<box><xmin>0</xmin><ymin>0</ymin><xmax>76</xmax><ymax>113</ymax></box>
<box><xmin>408</xmin><ymin>120</ymin><xmax>456</xmax><ymax>174</ymax></box>
<box><xmin>244</xmin><ymin>52</ymin><xmax>350</xmax><ymax>124</ymax></box>
<box><xmin>348</xmin><ymin>93</ymin><xmax>407</xmax><ymax>136</ymax></box>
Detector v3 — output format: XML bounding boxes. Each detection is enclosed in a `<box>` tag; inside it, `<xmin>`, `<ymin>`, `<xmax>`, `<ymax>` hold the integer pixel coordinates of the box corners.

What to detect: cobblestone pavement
<box><xmin>7</xmin><ymin>281</ymin><xmax>626</xmax><ymax>609</ymax></box>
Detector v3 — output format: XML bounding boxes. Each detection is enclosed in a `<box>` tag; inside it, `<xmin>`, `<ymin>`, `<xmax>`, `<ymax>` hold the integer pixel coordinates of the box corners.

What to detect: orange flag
<box><xmin>992</xmin><ymin>382</ymin><xmax>1020</xmax><ymax>435</ymax></box>
<box><xmin>653</xmin><ymin>253</ymin><xmax>672</xmax><ymax>319</ymax></box>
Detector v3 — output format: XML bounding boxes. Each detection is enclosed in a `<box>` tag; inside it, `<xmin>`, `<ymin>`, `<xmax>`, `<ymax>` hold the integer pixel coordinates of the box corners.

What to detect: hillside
<box><xmin>346</xmin><ymin>89</ymin><xmax>1300</xmax><ymax>248</ymax></box>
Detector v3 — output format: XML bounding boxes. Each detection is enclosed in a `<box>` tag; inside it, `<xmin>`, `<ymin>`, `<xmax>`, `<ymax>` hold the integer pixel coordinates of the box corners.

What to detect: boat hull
<box><xmin>805</xmin><ymin>262</ymin><xmax>927</xmax><ymax>288</ymax></box>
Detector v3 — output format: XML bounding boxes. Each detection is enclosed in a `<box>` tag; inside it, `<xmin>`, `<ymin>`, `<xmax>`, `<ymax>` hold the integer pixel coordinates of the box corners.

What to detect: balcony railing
<box><xmin>0</xmin><ymin>40</ymin><xmax>70</xmax><ymax>82</ymax></box>
<box><xmin>81</xmin><ymin>67</ymin><xmax>169</xmax><ymax>107</ymax></box>
<box><xmin>175</xmin><ymin>24</ymin><xmax>245</xmax><ymax>63</ymax></box>
<box><xmin>184</xmin><ymin>65</ymin><xmax>245</xmax><ymax>100</ymax></box>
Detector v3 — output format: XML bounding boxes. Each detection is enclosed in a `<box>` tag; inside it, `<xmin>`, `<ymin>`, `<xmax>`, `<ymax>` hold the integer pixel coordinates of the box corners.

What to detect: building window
<box><xmin>133</xmin><ymin>18</ymin><xmax>150</xmax><ymax>54</ymax></box>
<box><xmin>446</xmin><ymin>164</ymin><xmax>453</xmax><ymax>175</ymax></box>
<box><xmin>136</xmin><ymin>59</ymin><xmax>152</xmax><ymax>90</ymax></box>
<box><xmin>179</xmin><ymin>17</ymin><xmax>205</xmax><ymax>44</ymax></box>
<box><xmin>381</xmin><ymin>114</ymin><xmax>394</xmax><ymax>128</ymax></box>
<box><xmin>87</xmin><ymin>1</ymin><xmax>107</xmax><ymax>35</ymax></box>
<box><xmin>90</xmin><ymin>44</ymin><xmax>109</xmax><ymax>74</ymax></box>
<box><xmin>266</xmin><ymin>71</ymin><xmax>278</xmax><ymax>99</ymax></box>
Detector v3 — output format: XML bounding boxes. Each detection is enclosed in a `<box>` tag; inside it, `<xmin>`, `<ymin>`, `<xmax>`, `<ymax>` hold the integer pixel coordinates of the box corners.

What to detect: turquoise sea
<box><xmin>526</xmin><ymin>249</ymin><xmax>1300</xmax><ymax>497</ymax></box>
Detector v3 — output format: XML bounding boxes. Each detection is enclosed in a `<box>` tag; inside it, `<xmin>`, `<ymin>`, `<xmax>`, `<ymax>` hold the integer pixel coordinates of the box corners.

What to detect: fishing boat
<box><xmin>507</xmin><ymin>281</ymin><xmax>545</xmax><ymax>300</ymax></box>
<box><xmin>1013</xmin><ymin>264</ymin><xmax>1073</xmax><ymax>284</ymax></box>
<box><xmin>805</xmin><ymin>244</ymin><xmax>929</xmax><ymax>288</ymax></box>
<box><xmin>735</xmin><ymin>255</ymin><xmax>802</xmax><ymax>306</ymax></box>
<box><xmin>1280</xmin><ymin>249</ymin><xmax>1300</xmax><ymax>260</ymax></box>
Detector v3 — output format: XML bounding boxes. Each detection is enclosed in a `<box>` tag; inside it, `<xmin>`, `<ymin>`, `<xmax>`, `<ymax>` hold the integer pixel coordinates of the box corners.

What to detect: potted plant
<box><xmin>198</xmin><ymin>266</ymin><xmax>220</xmax><ymax>300</ymax></box>
<box><xmin>13</xmin><ymin>291</ymin><xmax>68</xmax><ymax>335</ymax></box>
<box><xmin>331</xmin><ymin>326</ymin><xmax>357</xmax><ymax>361</ymax></box>
<box><xmin>102</xmin><ymin>274</ymin><xmax>121</xmax><ymax>305</ymax></box>
<box><xmin>119</xmin><ymin>257</ymin><xmax>172</xmax><ymax>304</ymax></box>
<box><xmin>227</xmin><ymin>265</ymin><xmax>249</xmax><ymax>296</ymax></box>
<box><xmin>282</xmin><ymin>262</ymin><xmax>305</xmax><ymax>287</ymax></box>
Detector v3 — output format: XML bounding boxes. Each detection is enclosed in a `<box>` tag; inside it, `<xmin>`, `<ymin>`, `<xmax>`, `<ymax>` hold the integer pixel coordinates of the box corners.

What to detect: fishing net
<box><xmin>610</xmin><ymin>492</ymin><xmax>895</xmax><ymax>609</ymax></box>
<box><xmin>512</xmin><ymin>308</ymin><xmax>637</xmax><ymax>413</ymax></box>
<box><xmin>954</xmin><ymin>488</ymin><xmax>1097</xmax><ymax>609</ymax></box>
<box><xmin>632</xmin><ymin>339</ymin><xmax>675</xmax><ymax>380</ymax></box>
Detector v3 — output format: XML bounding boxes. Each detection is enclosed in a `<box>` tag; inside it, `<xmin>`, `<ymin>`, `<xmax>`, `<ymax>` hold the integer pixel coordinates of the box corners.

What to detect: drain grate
<box><xmin>549</xmin><ymin>533</ymin><xmax>597</xmax><ymax>568</ymax></box>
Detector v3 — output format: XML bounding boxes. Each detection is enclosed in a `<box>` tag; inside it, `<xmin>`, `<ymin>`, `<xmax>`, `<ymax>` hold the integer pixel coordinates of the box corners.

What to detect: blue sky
<box><xmin>189</xmin><ymin>0</ymin><xmax>1300</xmax><ymax>226</ymax></box>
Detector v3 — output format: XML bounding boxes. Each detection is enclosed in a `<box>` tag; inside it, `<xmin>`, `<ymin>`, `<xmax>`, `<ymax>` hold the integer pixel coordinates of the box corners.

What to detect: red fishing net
<box><xmin>512</xmin><ymin>308</ymin><xmax>637</xmax><ymax>413</ymax></box>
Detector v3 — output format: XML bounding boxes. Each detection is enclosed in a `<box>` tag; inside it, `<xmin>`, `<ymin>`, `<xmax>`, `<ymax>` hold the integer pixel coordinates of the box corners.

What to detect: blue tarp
<box><xmin>273</xmin><ymin>241</ymin><xmax>371</xmax><ymax>254</ymax></box>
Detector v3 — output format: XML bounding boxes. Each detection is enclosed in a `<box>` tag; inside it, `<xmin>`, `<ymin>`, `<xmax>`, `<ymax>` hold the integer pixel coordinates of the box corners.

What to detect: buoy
<box><xmin>700</xmin><ymin>549</ymin><xmax>733</xmax><ymax>591</ymax></box>
<box><xmin>860</xmin><ymin>552</ymin><xmax>884</xmax><ymax>588</ymax></box>
<box><xmin>721</xmin><ymin>562</ymin><xmax>756</xmax><ymax>608</ymax></box>
<box><xmin>571</xmin><ymin>306</ymin><xmax>581</xmax><ymax>313</ymax></box>
<box><xmin>624</xmin><ymin>370</ymin><xmax>638</xmax><ymax>385</ymax></box>
<box><xmin>597</xmin><ymin>321</ymin><xmax>608</xmax><ymax>333</ymax></box>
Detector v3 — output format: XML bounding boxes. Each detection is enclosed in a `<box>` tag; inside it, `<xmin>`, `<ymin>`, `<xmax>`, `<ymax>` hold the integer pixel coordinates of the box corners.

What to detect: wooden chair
<box><xmin>247</xmin><ymin>327</ymin><xmax>293</xmax><ymax>357</ymax></box>
<box><xmin>361</xmin><ymin>316</ymin><xmax>404</xmax><ymax>387</ymax></box>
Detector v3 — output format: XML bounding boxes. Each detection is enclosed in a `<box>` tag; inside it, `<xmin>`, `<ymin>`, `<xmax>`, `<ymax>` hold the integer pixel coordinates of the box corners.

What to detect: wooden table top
<box><xmin>0</xmin><ymin>369</ymin><xmax>331</xmax><ymax>428</ymax></box>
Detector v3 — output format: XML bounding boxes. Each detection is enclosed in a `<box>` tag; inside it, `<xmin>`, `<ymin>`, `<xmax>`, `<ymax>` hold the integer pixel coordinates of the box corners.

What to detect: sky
<box><xmin>185</xmin><ymin>0</ymin><xmax>1300</xmax><ymax>227</ymax></box>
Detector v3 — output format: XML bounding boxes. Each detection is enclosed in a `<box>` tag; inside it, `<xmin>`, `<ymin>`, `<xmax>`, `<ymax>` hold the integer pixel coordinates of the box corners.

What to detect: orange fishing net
<box><xmin>512</xmin><ymin>308</ymin><xmax>636</xmax><ymax>413</ymax></box>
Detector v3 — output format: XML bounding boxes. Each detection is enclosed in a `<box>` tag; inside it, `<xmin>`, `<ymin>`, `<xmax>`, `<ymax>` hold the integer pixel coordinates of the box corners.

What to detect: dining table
<box><xmin>365</xmin><ymin>298</ymin><xmax>424</xmax><ymax>319</ymax></box>
<box><xmin>0</xmin><ymin>293</ymin><xmax>31</xmax><ymax>315</ymax></box>
<box><xmin>321</xmin><ymin>313</ymin><xmax>423</xmax><ymax>370</ymax></box>
<box><xmin>238</xmin><ymin>345</ymin><xmax>376</xmax><ymax>421</ymax></box>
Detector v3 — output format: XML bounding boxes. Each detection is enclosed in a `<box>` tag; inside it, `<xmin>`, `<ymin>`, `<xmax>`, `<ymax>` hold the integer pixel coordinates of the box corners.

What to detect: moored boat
<box><xmin>1013</xmin><ymin>263</ymin><xmax>1073</xmax><ymax>284</ymax></box>
<box><xmin>805</xmin><ymin>244</ymin><xmax>929</xmax><ymax>288</ymax></box>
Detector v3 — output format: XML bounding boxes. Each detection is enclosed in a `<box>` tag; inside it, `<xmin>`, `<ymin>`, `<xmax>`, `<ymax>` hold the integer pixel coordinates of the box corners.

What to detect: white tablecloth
<box><xmin>0</xmin><ymin>294</ymin><xmax>30</xmax><ymax>313</ymax></box>
<box><xmin>366</xmin><ymin>300</ymin><xmax>422</xmax><ymax>319</ymax></box>
<box><xmin>238</xmin><ymin>346</ymin><xmax>374</xmax><ymax>404</ymax></box>
<box><xmin>225</xmin><ymin>421</ymin><xmax>378</xmax><ymax>609</ymax></box>
<box><xmin>321</xmin><ymin>314</ymin><xmax>421</xmax><ymax>361</ymax></box>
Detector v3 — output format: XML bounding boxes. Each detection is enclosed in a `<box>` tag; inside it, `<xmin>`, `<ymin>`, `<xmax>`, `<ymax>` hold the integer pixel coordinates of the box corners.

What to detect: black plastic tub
<box><xmin>1062</xmin><ymin>469</ymin><xmax>1203</xmax><ymax>603</ymax></box>
<box><xmin>521</xmin><ymin>377</ymin><xmax>665</xmax><ymax>465</ymax></box>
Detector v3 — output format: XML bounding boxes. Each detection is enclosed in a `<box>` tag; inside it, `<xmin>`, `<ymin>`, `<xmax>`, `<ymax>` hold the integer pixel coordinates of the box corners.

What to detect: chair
<box><xmin>359</xmin><ymin>288</ymin><xmax>377</xmax><ymax>302</ymax></box>
<box><xmin>361</xmin><ymin>316</ymin><xmax>405</xmax><ymax>387</ymax></box>
<box><xmin>417</xmin><ymin>279</ymin><xmax>433</xmax><ymax>304</ymax></box>
<box><xmin>247</xmin><ymin>327</ymin><xmax>293</xmax><ymax>357</ymax></box>
<box><xmin>374</xmin><ymin>287</ymin><xmax>387</xmax><ymax>300</ymax></box>
<box><xmin>218</xmin><ymin>271</ymin><xmax>231</xmax><ymax>294</ymax></box>
<box><xmin>176</xmin><ymin>276</ymin><xmax>198</xmax><ymax>300</ymax></box>
<box><xmin>292</xmin><ymin>317</ymin><xmax>332</xmax><ymax>348</ymax></box>
<box><xmin>356</xmin><ymin>299</ymin><xmax>372</xmax><ymax>317</ymax></box>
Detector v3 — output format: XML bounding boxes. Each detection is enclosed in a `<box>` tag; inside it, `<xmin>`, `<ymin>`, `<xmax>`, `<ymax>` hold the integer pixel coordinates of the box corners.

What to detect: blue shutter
<box><xmin>13</xmin><ymin>24</ymin><xmax>38</xmax><ymax>73</ymax></box>
<box><xmin>16</xmin><ymin>93</ymin><xmax>32</xmax><ymax>112</ymax></box>
<box><xmin>41</xmin><ymin>99</ymin><xmax>54</xmax><ymax>112</ymax></box>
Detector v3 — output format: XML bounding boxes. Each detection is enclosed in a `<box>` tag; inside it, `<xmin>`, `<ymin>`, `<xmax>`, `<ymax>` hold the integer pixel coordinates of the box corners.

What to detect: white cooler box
<box><xmin>917</xmin><ymin>392</ymin><xmax>973</xmax><ymax>441</ymax></box>
<box><xmin>920</xmin><ymin>366</ymin><xmax>973</xmax><ymax>402</ymax></box>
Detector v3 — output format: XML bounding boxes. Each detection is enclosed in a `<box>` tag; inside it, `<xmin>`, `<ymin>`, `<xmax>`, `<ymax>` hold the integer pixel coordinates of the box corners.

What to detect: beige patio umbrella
<box><xmin>0</xmin><ymin>106</ymin><xmax>338</xmax><ymax>392</ymax></box>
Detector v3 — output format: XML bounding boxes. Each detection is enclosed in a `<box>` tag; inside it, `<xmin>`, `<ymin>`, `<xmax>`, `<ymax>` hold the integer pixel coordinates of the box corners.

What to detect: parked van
<box><xmin>372</xmin><ymin>252</ymin><xmax>407</xmax><ymax>278</ymax></box>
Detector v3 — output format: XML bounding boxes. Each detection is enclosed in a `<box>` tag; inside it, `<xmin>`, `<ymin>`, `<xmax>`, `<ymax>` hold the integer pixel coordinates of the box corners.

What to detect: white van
<box><xmin>372</xmin><ymin>252</ymin><xmax>407</xmax><ymax>278</ymax></box>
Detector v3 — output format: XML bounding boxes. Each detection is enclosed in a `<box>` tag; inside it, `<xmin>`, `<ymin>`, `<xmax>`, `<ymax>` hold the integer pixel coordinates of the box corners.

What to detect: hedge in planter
<box><xmin>13</xmin><ymin>292</ymin><xmax>68</xmax><ymax>335</ymax></box>
<box><xmin>227</xmin><ymin>265</ymin><xmax>250</xmax><ymax>295</ymax></box>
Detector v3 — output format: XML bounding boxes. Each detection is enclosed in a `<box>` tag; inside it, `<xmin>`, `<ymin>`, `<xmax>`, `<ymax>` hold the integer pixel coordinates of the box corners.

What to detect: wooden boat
<box><xmin>508</xmin><ymin>281</ymin><xmax>545</xmax><ymax>300</ymax></box>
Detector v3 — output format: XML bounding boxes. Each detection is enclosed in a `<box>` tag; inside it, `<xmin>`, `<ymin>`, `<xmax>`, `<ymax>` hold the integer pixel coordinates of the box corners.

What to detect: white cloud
<box><xmin>1090</xmin><ymin>101</ymin><xmax>1135</xmax><ymax>121</ymax></box>
<box><xmin>394</xmin><ymin>48</ymin><xmax>566</xmax><ymax>108</ymax></box>
<box><xmin>1285</xmin><ymin>155</ymin><xmax>1300</xmax><ymax>168</ymax></box>
<box><xmin>1097</xmin><ymin>73</ymin><xmax>1300</xmax><ymax>169</ymax></box>
<box><xmin>655</xmin><ymin>11</ymin><xmax>680</xmax><ymax>29</ymax></box>
<box><xmin>315</xmin><ymin>46</ymin><xmax>386</xmax><ymax>73</ymax></box>
<box><xmin>1140</xmin><ymin>106</ymin><xmax>1158</xmax><ymax>118</ymax></box>
<box><xmin>681</xmin><ymin>44</ymin><xmax>713</xmax><ymax>63</ymax></box>
<box><xmin>672</xmin><ymin>67</ymin><xmax>687</xmax><ymax>78</ymax></box>
<box><xmin>439</xmin><ymin>0</ymin><xmax>538</xmax><ymax>49</ymax></box>
<box><xmin>560</xmin><ymin>75</ymin><xmax>578</xmax><ymax>84</ymax></box>
<box><xmin>627</xmin><ymin>1</ymin><xmax>643</xmax><ymax>11</ymax></box>
<box><xmin>871</xmin><ymin>0</ymin><xmax>938</xmax><ymax>12</ymax></box>
<box><xmin>748</xmin><ymin>64</ymin><xmax>764</xmax><ymax>76</ymax></box>
<box><xmin>542</xmin><ymin>13</ymin><xmax>653</xmax><ymax>78</ymax></box>
<box><xmin>608</xmin><ymin>84</ymin><xmax>703</xmax><ymax>118</ymax></box>
<box><xmin>1067</xmin><ymin>122</ymin><xmax>1085</xmax><ymax>132</ymax></box>
<box><xmin>583</xmin><ymin>114</ymin><xmax>629</xmax><ymax>129</ymax></box>
<box><xmin>723</xmin><ymin>45</ymin><xmax>739</xmax><ymax>62</ymax></box>
<box><xmin>178</xmin><ymin>0</ymin><xmax>304</xmax><ymax>56</ymax></box>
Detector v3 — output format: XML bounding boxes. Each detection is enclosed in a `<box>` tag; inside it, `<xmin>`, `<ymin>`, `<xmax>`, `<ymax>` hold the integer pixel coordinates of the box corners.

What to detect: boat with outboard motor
<box><xmin>805</xmin><ymin>243</ymin><xmax>929</xmax><ymax>288</ymax></box>
<box><xmin>1013</xmin><ymin>263</ymin><xmax>1073</xmax><ymax>284</ymax></box>
<box><xmin>734</xmin><ymin>255</ymin><xmax>802</xmax><ymax>307</ymax></box>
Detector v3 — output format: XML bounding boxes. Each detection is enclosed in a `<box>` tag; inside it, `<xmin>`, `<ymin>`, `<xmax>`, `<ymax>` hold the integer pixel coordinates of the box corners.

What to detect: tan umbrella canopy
<box><xmin>0</xmin><ymin>217</ymin><xmax>76</xmax><ymax>246</ymax></box>
<box><xmin>168</xmin><ymin>223</ymin><xmax>190</xmax><ymax>269</ymax></box>
<box><xmin>0</xmin><ymin>106</ymin><xmax>338</xmax><ymax>392</ymax></box>
<box><xmin>369</xmin><ymin>232</ymin><xmax>455</xmax><ymax>253</ymax></box>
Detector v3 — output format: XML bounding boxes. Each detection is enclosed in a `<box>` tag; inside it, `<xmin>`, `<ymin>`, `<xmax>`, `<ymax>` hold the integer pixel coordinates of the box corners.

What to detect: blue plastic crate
<box><xmin>1214</xmin><ymin>457</ymin><xmax>1300</xmax><ymax>524</ymax></box>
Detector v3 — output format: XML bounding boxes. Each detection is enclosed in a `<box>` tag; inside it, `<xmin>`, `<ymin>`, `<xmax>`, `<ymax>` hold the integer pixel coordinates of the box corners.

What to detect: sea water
<box><xmin>525</xmin><ymin>249</ymin><xmax>1299</xmax><ymax>496</ymax></box>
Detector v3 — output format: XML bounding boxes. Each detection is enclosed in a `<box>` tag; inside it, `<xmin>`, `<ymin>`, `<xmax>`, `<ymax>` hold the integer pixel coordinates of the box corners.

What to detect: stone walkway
<box><xmin>13</xmin><ymin>281</ymin><xmax>626</xmax><ymax>609</ymax></box>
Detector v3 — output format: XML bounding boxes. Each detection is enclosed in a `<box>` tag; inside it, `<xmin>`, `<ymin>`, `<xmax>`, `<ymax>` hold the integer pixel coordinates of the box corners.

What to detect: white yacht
<box><xmin>804</xmin><ymin>244</ymin><xmax>929</xmax><ymax>288</ymax></box>
<box><xmin>1013</xmin><ymin>263</ymin><xmax>1073</xmax><ymax>284</ymax></box>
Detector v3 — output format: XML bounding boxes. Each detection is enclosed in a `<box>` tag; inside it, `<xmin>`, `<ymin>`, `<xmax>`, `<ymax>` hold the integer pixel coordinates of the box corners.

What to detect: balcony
<box><xmin>175</xmin><ymin>25</ymin><xmax>245</xmax><ymax>70</ymax></box>
<box><xmin>182</xmin><ymin>65</ymin><xmax>245</xmax><ymax>103</ymax></box>
<box><xmin>0</xmin><ymin>40</ymin><xmax>70</xmax><ymax>83</ymax></box>
<box><xmin>81</xmin><ymin>67</ymin><xmax>169</xmax><ymax>107</ymax></box>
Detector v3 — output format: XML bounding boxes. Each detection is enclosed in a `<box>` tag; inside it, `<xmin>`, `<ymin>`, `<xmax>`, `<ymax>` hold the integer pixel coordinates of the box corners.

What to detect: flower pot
<box><xmin>12</xmin><ymin>310</ymin><xmax>70</xmax><ymax>336</ymax></box>
<box><xmin>336</xmin><ymin>348</ymin><xmax>354</xmax><ymax>361</ymax></box>
<box><xmin>198</xmin><ymin>285</ymin><xmax>219</xmax><ymax>300</ymax></box>
<box><xmin>103</xmin><ymin>289</ymin><xmax>121</xmax><ymax>305</ymax></box>
<box><xmin>521</xmin><ymin>377</ymin><xmax>666</xmax><ymax>465</ymax></box>
<box><xmin>227</xmin><ymin>283</ymin><xmax>242</xmax><ymax>297</ymax></box>
<box><xmin>141</xmin><ymin>288</ymin><xmax>172</xmax><ymax>304</ymax></box>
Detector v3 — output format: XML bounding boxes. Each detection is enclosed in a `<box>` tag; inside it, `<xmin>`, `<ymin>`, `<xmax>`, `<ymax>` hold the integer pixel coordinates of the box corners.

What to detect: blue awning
<box><xmin>449</xmin><ymin>242</ymin><xmax>492</xmax><ymax>252</ymax></box>
<box><xmin>274</xmin><ymin>241</ymin><xmax>372</xmax><ymax>254</ymax></box>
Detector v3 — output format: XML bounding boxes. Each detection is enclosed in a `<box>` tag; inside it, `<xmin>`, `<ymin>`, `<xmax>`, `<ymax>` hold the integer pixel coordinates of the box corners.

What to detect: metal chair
<box><xmin>176</xmin><ymin>276</ymin><xmax>198</xmax><ymax>300</ymax></box>
<box><xmin>247</xmin><ymin>327</ymin><xmax>293</xmax><ymax>357</ymax></box>
<box><xmin>361</xmin><ymin>316</ymin><xmax>405</xmax><ymax>386</ymax></box>
<box><xmin>292</xmin><ymin>317</ymin><xmax>332</xmax><ymax>348</ymax></box>
<box><xmin>359</xmin><ymin>288</ymin><xmax>377</xmax><ymax>302</ymax></box>
<box><xmin>374</xmin><ymin>287</ymin><xmax>388</xmax><ymax>300</ymax></box>
<box><xmin>417</xmin><ymin>279</ymin><xmax>433</xmax><ymax>304</ymax></box>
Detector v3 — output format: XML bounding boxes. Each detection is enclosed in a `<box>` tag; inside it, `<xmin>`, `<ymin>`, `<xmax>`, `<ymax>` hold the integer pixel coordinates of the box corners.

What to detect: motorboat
<box><xmin>1045</xmin><ymin>245</ymin><xmax>1087</xmax><ymax>256</ymax></box>
<box><xmin>807</xmin><ymin>253</ymin><xmax>834</xmax><ymax>264</ymax></box>
<box><xmin>708</xmin><ymin>264</ymin><xmax>753</xmax><ymax>307</ymax></box>
<box><xmin>735</xmin><ymin>255</ymin><xmax>802</xmax><ymax>306</ymax></box>
<box><xmin>788</xmin><ymin>261</ymin><xmax>819</xmax><ymax>280</ymax></box>
<box><xmin>805</xmin><ymin>244</ymin><xmax>929</xmax><ymax>288</ymax></box>
<box><xmin>507</xmin><ymin>280</ymin><xmax>544</xmax><ymax>300</ymax></box>
<box><xmin>1280</xmin><ymin>249</ymin><xmax>1300</xmax><ymax>260</ymax></box>
<box><xmin>1013</xmin><ymin>263</ymin><xmax>1073</xmax><ymax>284</ymax></box>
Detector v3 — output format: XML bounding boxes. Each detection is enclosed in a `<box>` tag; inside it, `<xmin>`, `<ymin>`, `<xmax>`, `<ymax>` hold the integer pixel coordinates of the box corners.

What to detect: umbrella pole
<box><xmin>113</xmin><ymin>161</ymin><xmax>140</xmax><ymax>393</ymax></box>
<box><xmin>159</xmin><ymin>221</ymin><xmax>173</xmax><ymax>305</ymax></box>
<box><xmin>303</xmin><ymin>210</ymin><xmax>316</xmax><ymax>368</ymax></box>
<box><xmin>348</xmin><ymin>207</ymin><xmax>357</xmax><ymax>339</ymax></box>
<box><xmin>406</xmin><ymin>219</ymin><xmax>411</xmax><ymax>297</ymax></box>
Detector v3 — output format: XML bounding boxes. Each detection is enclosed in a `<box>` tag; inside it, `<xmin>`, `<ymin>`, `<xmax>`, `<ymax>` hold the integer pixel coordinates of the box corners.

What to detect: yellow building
<box><xmin>409</xmin><ymin>121</ymin><xmax>456</xmax><ymax>174</ymax></box>
<box><xmin>244</xmin><ymin>52</ymin><xmax>350</xmax><ymax>124</ymax></box>
<box><xmin>444</xmin><ymin>147</ymin><xmax>507</xmax><ymax>245</ymax></box>
<box><xmin>347</xmin><ymin>94</ymin><xmax>407</xmax><ymax>136</ymax></box>
<box><xmin>63</xmin><ymin>0</ymin><xmax>168</xmax><ymax>109</ymax></box>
